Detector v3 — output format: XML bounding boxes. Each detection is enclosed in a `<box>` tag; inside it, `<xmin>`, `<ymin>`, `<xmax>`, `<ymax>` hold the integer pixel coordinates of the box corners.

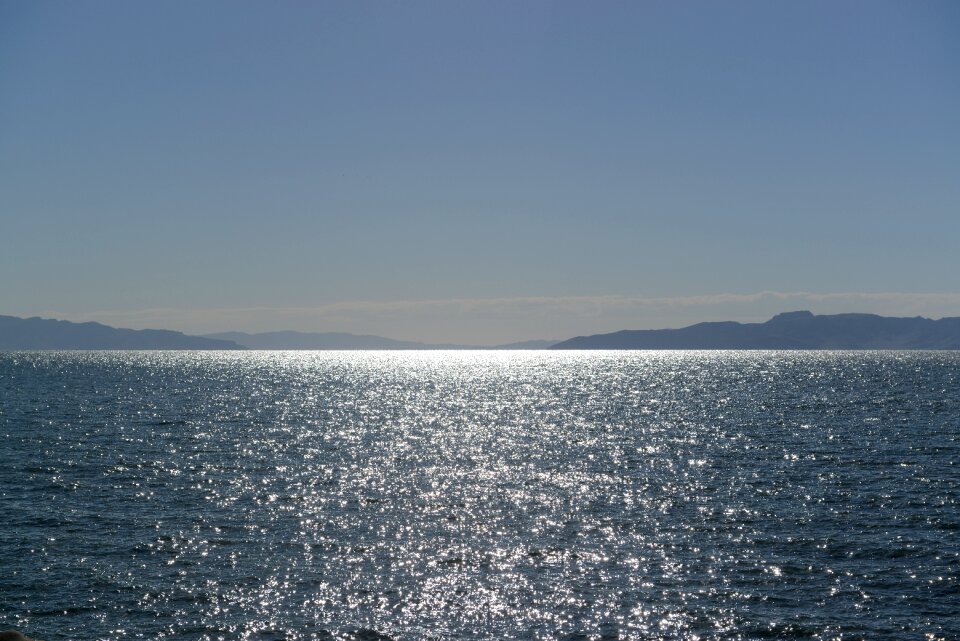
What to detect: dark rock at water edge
<box><xmin>0</xmin><ymin>631</ymin><xmax>42</xmax><ymax>641</ymax></box>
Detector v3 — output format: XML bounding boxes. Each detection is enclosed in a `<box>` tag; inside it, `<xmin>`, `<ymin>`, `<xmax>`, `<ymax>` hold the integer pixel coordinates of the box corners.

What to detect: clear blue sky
<box><xmin>2</xmin><ymin>1</ymin><xmax>958</xmax><ymax>343</ymax></box>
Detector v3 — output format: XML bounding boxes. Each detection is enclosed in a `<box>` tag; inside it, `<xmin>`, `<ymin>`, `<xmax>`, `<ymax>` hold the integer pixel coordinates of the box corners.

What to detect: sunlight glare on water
<box><xmin>1</xmin><ymin>351</ymin><xmax>958</xmax><ymax>640</ymax></box>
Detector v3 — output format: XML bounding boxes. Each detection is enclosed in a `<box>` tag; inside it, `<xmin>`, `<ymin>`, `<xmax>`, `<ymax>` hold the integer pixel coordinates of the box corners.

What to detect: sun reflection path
<box><xmin>0</xmin><ymin>350</ymin><xmax>958</xmax><ymax>640</ymax></box>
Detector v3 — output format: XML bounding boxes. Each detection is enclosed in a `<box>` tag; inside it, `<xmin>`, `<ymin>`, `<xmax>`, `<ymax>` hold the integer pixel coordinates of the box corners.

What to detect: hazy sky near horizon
<box><xmin>2</xmin><ymin>1</ymin><xmax>959</xmax><ymax>343</ymax></box>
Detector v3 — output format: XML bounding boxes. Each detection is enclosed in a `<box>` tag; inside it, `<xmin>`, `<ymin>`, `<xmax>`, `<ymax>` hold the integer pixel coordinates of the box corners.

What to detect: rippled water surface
<box><xmin>1</xmin><ymin>351</ymin><xmax>958</xmax><ymax>640</ymax></box>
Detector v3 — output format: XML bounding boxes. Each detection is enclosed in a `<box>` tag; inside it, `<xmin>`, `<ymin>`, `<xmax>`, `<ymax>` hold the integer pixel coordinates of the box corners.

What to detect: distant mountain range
<box><xmin>5</xmin><ymin>311</ymin><xmax>960</xmax><ymax>351</ymax></box>
<box><xmin>204</xmin><ymin>330</ymin><xmax>462</xmax><ymax>350</ymax></box>
<box><xmin>203</xmin><ymin>331</ymin><xmax>556</xmax><ymax>350</ymax></box>
<box><xmin>0</xmin><ymin>315</ymin><xmax>555</xmax><ymax>350</ymax></box>
<box><xmin>0</xmin><ymin>315</ymin><xmax>242</xmax><ymax>350</ymax></box>
<box><xmin>552</xmin><ymin>311</ymin><xmax>960</xmax><ymax>349</ymax></box>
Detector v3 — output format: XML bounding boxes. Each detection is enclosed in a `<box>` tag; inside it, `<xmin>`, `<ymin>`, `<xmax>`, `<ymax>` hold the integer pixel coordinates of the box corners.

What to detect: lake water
<box><xmin>1</xmin><ymin>351</ymin><xmax>958</xmax><ymax>640</ymax></box>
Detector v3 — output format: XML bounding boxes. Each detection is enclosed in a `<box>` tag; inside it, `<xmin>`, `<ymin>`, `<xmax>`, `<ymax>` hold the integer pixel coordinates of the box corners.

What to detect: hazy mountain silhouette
<box><xmin>491</xmin><ymin>339</ymin><xmax>559</xmax><ymax>350</ymax></box>
<box><xmin>0</xmin><ymin>315</ymin><xmax>242</xmax><ymax>350</ymax></box>
<box><xmin>204</xmin><ymin>331</ymin><xmax>463</xmax><ymax>350</ymax></box>
<box><xmin>8</xmin><ymin>311</ymin><xmax>960</xmax><ymax>350</ymax></box>
<box><xmin>552</xmin><ymin>311</ymin><xmax>960</xmax><ymax>349</ymax></box>
<box><xmin>204</xmin><ymin>331</ymin><xmax>558</xmax><ymax>350</ymax></box>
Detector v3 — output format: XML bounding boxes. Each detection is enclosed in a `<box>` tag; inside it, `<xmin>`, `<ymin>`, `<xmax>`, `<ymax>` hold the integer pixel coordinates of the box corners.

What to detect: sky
<box><xmin>1</xmin><ymin>1</ymin><xmax>958</xmax><ymax>344</ymax></box>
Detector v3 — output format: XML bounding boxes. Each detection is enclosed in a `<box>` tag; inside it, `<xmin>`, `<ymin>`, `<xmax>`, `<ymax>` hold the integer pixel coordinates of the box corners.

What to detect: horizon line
<box><xmin>7</xmin><ymin>290</ymin><xmax>960</xmax><ymax>344</ymax></box>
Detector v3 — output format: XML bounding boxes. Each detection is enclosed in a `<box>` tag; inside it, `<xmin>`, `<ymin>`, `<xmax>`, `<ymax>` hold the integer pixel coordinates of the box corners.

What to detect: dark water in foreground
<box><xmin>1</xmin><ymin>351</ymin><xmax>958</xmax><ymax>641</ymax></box>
